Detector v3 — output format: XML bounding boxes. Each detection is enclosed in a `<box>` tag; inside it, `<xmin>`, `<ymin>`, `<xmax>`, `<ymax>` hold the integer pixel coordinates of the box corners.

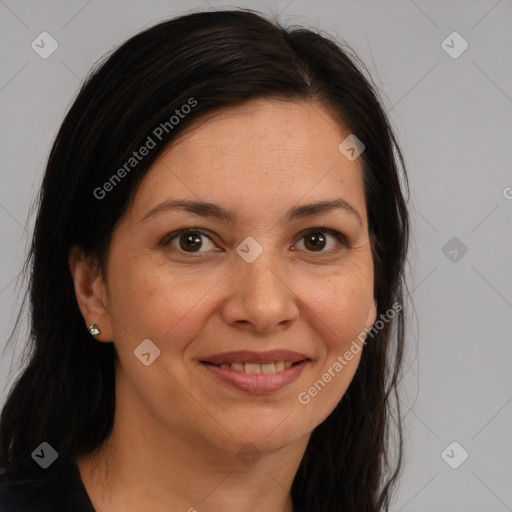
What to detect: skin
<box><xmin>70</xmin><ymin>98</ymin><xmax>377</xmax><ymax>512</ymax></box>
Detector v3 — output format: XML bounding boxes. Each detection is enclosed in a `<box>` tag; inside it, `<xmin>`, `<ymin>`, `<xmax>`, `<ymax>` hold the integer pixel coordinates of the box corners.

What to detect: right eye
<box><xmin>161</xmin><ymin>228</ymin><xmax>221</xmax><ymax>255</ymax></box>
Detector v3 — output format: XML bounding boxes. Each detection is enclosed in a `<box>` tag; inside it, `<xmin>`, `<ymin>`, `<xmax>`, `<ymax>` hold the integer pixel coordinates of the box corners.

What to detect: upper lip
<box><xmin>200</xmin><ymin>350</ymin><xmax>309</xmax><ymax>365</ymax></box>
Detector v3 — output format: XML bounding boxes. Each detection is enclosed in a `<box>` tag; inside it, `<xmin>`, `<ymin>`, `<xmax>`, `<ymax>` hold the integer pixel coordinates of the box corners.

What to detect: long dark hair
<box><xmin>0</xmin><ymin>9</ymin><xmax>410</xmax><ymax>511</ymax></box>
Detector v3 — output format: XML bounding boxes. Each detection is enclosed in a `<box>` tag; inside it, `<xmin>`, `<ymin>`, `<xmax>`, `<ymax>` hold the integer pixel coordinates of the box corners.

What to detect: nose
<box><xmin>220</xmin><ymin>252</ymin><xmax>300</xmax><ymax>334</ymax></box>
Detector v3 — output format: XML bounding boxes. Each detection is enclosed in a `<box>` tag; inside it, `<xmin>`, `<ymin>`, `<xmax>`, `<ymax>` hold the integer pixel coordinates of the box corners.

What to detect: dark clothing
<box><xmin>0</xmin><ymin>460</ymin><xmax>95</xmax><ymax>512</ymax></box>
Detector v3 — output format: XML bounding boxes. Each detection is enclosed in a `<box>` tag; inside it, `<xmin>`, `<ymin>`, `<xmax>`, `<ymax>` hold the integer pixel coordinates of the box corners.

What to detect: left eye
<box><xmin>294</xmin><ymin>229</ymin><xmax>349</xmax><ymax>253</ymax></box>
<box><xmin>162</xmin><ymin>228</ymin><xmax>349</xmax><ymax>255</ymax></box>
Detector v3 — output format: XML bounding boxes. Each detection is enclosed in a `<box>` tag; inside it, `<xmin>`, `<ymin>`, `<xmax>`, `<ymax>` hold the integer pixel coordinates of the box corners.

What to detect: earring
<box><xmin>88</xmin><ymin>324</ymin><xmax>101</xmax><ymax>336</ymax></box>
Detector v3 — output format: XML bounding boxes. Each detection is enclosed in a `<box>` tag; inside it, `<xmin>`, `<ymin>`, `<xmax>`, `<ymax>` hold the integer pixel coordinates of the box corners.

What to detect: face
<box><xmin>75</xmin><ymin>99</ymin><xmax>377</xmax><ymax>457</ymax></box>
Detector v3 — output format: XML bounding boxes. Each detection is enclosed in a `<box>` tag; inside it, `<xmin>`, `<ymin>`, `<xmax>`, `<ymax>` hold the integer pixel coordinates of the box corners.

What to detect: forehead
<box><xmin>131</xmin><ymin>99</ymin><xmax>367</xmax><ymax>224</ymax></box>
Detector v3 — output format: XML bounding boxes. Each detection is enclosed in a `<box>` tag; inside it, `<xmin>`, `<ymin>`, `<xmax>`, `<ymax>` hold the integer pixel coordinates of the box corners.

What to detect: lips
<box><xmin>200</xmin><ymin>349</ymin><xmax>308</xmax><ymax>366</ymax></box>
<box><xmin>199</xmin><ymin>349</ymin><xmax>310</xmax><ymax>393</ymax></box>
<box><xmin>201</xmin><ymin>359</ymin><xmax>309</xmax><ymax>393</ymax></box>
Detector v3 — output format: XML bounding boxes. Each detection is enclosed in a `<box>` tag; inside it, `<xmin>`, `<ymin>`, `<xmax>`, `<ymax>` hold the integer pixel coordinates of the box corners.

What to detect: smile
<box><xmin>206</xmin><ymin>361</ymin><xmax>295</xmax><ymax>374</ymax></box>
<box><xmin>199</xmin><ymin>349</ymin><xmax>310</xmax><ymax>393</ymax></box>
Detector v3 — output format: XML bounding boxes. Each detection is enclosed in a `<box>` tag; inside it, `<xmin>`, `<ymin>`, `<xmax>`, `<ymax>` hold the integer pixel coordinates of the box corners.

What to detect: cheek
<box><xmin>106</xmin><ymin>253</ymin><xmax>217</xmax><ymax>347</ymax></box>
<box><xmin>295</xmin><ymin>262</ymin><xmax>373</xmax><ymax>412</ymax></box>
<box><xmin>304</xmin><ymin>262</ymin><xmax>374</xmax><ymax>350</ymax></box>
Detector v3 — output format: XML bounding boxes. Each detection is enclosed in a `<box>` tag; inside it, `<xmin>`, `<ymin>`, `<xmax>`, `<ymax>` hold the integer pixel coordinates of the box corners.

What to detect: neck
<box><xmin>77</xmin><ymin>369</ymin><xmax>309</xmax><ymax>512</ymax></box>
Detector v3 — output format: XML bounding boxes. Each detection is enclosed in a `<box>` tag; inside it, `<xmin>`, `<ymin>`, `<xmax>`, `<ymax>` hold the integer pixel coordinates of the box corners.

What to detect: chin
<box><xmin>209</xmin><ymin>419</ymin><xmax>307</xmax><ymax>457</ymax></box>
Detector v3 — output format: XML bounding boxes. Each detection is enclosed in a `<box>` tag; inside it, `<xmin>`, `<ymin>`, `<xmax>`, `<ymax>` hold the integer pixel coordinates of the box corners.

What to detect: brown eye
<box><xmin>295</xmin><ymin>229</ymin><xmax>349</xmax><ymax>254</ymax></box>
<box><xmin>163</xmin><ymin>229</ymin><xmax>217</xmax><ymax>254</ymax></box>
<box><xmin>303</xmin><ymin>232</ymin><xmax>328</xmax><ymax>251</ymax></box>
<box><xmin>178</xmin><ymin>232</ymin><xmax>203</xmax><ymax>252</ymax></box>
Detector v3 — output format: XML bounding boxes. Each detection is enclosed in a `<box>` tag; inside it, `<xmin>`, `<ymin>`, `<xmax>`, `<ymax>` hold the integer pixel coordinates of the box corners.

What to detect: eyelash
<box><xmin>161</xmin><ymin>227</ymin><xmax>351</xmax><ymax>257</ymax></box>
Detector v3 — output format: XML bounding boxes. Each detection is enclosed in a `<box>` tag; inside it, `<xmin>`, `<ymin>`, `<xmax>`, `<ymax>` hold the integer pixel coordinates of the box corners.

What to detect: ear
<box><xmin>364</xmin><ymin>299</ymin><xmax>378</xmax><ymax>331</ymax></box>
<box><xmin>69</xmin><ymin>245</ymin><xmax>113</xmax><ymax>342</ymax></box>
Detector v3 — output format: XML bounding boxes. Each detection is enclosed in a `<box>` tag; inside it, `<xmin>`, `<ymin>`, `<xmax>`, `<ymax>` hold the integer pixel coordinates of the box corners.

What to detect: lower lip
<box><xmin>201</xmin><ymin>360</ymin><xmax>309</xmax><ymax>393</ymax></box>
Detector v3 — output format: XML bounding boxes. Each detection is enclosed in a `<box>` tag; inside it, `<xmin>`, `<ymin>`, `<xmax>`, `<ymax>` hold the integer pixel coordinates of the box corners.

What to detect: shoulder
<box><xmin>0</xmin><ymin>461</ymin><xmax>95</xmax><ymax>512</ymax></box>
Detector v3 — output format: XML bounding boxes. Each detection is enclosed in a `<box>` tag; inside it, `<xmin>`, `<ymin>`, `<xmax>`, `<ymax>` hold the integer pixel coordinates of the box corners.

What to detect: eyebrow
<box><xmin>142</xmin><ymin>198</ymin><xmax>363</xmax><ymax>227</ymax></box>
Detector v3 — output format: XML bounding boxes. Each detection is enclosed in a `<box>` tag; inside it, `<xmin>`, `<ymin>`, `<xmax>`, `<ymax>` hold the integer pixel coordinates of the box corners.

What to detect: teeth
<box><xmin>261</xmin><ymin>362</ymin><xmax>277</xmax><ymax>374</ymax></box>
<box><xmin>217</xmin><ymin>360</ymin><xmax>296</xmax><ymax>374</ymax></box>
<box><xmin>274</xmin><ymin>361</ymin><xmax>285</xmax><ymax>372</ymax></box>
<box><xmin>245</xmin><ymin>363</ymin><xmax>260</xmax><ymax>374</ymax></box>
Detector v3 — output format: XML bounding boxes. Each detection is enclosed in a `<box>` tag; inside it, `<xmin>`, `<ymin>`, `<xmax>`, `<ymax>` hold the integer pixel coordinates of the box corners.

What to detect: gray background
<box><xmin>1</xmin><ymin>0</ymin><xmax>511</xmax><ymax>510</ymax></box>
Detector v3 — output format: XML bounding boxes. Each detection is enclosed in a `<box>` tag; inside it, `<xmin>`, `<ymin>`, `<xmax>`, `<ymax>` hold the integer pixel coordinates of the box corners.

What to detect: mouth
<box><xmin>201</xmin><ymin>360</ymin><xmax>303</xmax><ymax>374</ymax></box>
<box><xmin>199</xmin><ymin>350</ymin><xmax>310</xmax><ymax>393</ymax></box>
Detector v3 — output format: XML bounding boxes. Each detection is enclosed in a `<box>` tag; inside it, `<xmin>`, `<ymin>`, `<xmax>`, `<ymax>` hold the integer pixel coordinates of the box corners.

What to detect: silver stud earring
<box><xmin>88</xmin><ymin>324</ymin><xmax>101</xmax><ymax>336</ymax></box>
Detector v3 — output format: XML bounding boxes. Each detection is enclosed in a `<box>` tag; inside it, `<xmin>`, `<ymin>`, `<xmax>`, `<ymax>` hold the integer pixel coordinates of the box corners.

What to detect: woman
<box><xmin>0</xmin><ymin>8</ymin><xmax>410</xmax><ymax>512</ymax></box>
